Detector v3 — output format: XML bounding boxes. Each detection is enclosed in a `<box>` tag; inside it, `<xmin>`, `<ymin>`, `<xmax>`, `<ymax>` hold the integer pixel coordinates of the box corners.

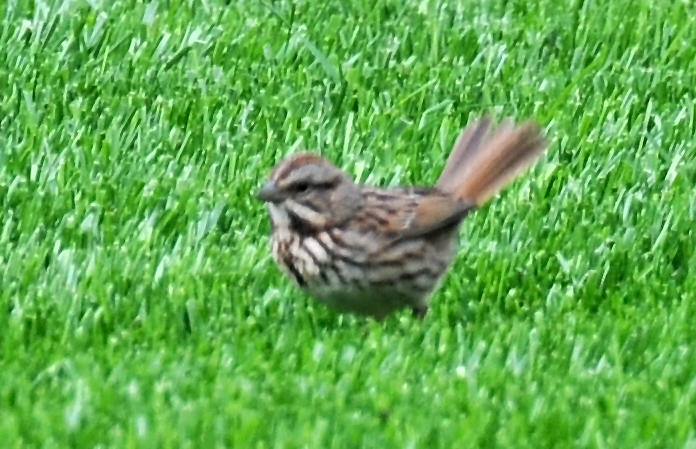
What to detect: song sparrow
<box><xmin>257</xmin><ymin>117</ymin><xmax>547</xmax><ymax>319</ymax></box>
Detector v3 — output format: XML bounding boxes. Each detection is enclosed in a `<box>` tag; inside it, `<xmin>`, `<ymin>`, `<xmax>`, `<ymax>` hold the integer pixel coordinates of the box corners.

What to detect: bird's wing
<box><xmin>357</xmin><ymin>187</ymin><xmax>475</xmax><ymax>240</ymax></box>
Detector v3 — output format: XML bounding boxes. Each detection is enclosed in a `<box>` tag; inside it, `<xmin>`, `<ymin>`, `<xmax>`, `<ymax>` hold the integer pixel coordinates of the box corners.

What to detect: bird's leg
<box><xmin>411</xmin><ymin>305</ymin><xmax>428</xmax><ymax>319</ymax></box>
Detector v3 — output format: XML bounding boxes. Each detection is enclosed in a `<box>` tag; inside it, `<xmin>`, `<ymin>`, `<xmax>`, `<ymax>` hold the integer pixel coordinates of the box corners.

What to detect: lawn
<box><xmin>1</xmin><ymin>0</ymin><xmax>695</xmax><ymax>447</ymax></box>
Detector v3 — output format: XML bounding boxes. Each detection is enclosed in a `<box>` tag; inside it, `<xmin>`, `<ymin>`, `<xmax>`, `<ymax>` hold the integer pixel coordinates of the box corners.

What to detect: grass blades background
<box><xmin>1</xmin><ymin>0</ymin><xmax>695</xmax><ymax>447</ymax></box>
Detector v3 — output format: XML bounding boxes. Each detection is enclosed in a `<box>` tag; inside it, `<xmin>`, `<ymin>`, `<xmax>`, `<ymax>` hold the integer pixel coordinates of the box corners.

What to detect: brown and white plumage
<box><xmin>257</xmin><ymin>117</ymin><xmax>547</xmax><ymax>319</ymax></box>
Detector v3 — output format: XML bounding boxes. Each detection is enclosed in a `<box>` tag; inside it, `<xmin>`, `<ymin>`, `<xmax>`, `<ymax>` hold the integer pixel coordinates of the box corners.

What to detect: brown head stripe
<box><xmin>271</xmin><ymin>153</ymin><xmax>328</xmax><ymax>182</ymax></box>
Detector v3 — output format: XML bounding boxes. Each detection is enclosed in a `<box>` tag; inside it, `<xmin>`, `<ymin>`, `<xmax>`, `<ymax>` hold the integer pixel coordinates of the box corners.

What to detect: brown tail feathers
<box><xmin>436</xmin><ymin>117</ymin><xmax>547</xmax><ymax>205</ymax></box>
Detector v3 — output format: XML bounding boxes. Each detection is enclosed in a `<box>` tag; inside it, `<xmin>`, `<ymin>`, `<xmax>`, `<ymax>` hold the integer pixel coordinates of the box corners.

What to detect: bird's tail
<box><xmin>436</xmin><ymin>117</ymin><xmax>547</xmax><ymax>205</ymax></box>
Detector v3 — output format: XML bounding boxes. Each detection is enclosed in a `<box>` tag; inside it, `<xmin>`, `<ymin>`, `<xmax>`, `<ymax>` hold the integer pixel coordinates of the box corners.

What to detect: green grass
<box><xmin>1</xmin><ymin>0</ymin><xmax>695</xmax><ymax>447</ymax></box>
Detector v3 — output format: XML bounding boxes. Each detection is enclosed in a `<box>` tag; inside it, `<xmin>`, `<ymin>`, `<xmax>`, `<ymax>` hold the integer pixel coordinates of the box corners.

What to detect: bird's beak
<box><xmin>256</xmin><ymin>182</ymin><xmax>284</xmax><ymax>203</ymax></box>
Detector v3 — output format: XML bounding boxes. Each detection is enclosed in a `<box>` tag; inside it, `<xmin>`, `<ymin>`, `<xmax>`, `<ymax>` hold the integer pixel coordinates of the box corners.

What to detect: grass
<box><xmin>1</xmin><ymin>0</ymin><xmax>695</xmax><ymax>447</ymax></box>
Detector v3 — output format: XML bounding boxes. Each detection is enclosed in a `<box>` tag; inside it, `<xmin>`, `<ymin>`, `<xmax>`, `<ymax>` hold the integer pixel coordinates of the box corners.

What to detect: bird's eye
<box><xmin>294</xmin><ymin>182</ymin><xmax>309</xmax><ymax>193</ymax></box>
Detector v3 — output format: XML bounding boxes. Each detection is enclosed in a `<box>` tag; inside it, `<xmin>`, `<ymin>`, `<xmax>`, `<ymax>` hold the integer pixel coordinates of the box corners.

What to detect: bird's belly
<box><xmin>270</xmin><ymin>229</ymin><xmax>454</xmax><ymax>318</ymax></box>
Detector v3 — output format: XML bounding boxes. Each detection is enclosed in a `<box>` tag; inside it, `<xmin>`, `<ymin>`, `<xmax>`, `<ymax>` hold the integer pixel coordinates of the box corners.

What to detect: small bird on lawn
<box><xmin>256</xmin><ymin>117</ymin><xmax>547</xmax><ymax>319</ymax></box>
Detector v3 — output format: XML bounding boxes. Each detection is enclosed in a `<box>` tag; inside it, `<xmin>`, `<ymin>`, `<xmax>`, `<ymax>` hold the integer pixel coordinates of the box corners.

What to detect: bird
<box><xmin>256</xmin><ymin>117</ymin><xmax>547</xmax><ymax>319</ymax></box>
